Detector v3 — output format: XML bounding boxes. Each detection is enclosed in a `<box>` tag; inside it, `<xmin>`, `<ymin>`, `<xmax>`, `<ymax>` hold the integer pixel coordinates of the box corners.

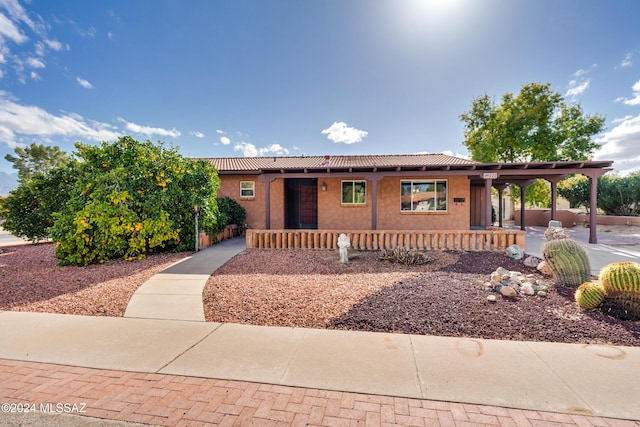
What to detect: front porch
<box><xmin>246</xmin><ymin>228</ymin><xmax>525</xmax><ymax>251</ymax></box>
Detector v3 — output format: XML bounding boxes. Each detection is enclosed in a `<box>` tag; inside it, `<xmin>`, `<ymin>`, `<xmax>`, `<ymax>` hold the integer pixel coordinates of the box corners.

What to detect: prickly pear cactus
<box><xmin>542</xmin><ymin>239</ymin><xmax>591</xmax><ymax>287</ymax></box>
<box><xmin>574</xmin><ymin>281</ymin><xmax>606</xmax><ymax>309</ymax></box>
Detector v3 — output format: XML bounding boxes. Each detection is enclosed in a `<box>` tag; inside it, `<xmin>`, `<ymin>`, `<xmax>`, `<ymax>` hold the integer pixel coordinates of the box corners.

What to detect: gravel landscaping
<box><xmin>203</xmin><ymin>249</ymin><xmax>640</xmax><ymax>346</ymax></box>
<box><xmin>2</xmin><ymin>238</ymin><xmax>639</xmax><ymax>346</ymax></box>
<box><xmin>0</xmin><ymin>243</ymin><xmax>189</xmax><ymax>316</ymax></box>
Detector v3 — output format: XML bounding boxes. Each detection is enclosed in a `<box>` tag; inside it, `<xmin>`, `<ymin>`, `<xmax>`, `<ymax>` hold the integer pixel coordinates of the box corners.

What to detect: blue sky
<box><xmin>0</xmin><ymin>0</ymin><xmax>639</xmax><ymax>175</ymax></box>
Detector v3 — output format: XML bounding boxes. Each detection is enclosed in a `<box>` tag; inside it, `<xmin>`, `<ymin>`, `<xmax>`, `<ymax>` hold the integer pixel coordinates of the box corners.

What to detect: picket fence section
<box><xmin>245</xmin><ymin>229</ymin><xmax>525</xmax><ymax>252</ymax></box>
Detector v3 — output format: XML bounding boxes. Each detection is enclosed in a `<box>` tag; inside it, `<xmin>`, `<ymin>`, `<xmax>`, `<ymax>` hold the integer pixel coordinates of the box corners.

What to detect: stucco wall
<box><xmin>317</xmin><ymin>177</ymin><xmax>373</xmax><ymax>229</ymax></box>
<box><xmin>377</xmin><ymin>176</ymin><xmax>470</xmax><ymax>230</ymax></box>
<box><xmin>217</xmin><ymin>175</ymin><xmax>266</xmax><ymax>229</ymax></box>
<box><xmin>218</xmin><ymin>174</ymin><xmax>471</xmax><ymax>230</ymax></box>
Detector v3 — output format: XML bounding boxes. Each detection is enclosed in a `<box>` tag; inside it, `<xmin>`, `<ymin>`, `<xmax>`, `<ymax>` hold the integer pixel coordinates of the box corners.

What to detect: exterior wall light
<box><xmin>321</xmin><ymin>182</ymin><xmax>327</xmax><ymax>191</ymax></box>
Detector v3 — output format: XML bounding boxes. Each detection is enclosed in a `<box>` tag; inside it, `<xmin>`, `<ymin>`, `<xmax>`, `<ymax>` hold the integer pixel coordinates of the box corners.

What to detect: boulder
<box><xmin>523</xmin><ymin>256</ymin><xmax>541</xmax><ymax>268</ymax></box>
<box><xmin>544</xmin><ymin>226</ymin><xmax>569</xmax><ymax>241</ymax></box>
<box><xmin>505</xmin><ymin>244</ymin><xmax>524</xmax><ymax>260</ymax></box>
<box><xmin>500</xmin><ymin>285</ymin><xmax>518</xmax><ymax>298</ymax></box>
<box><xmin>536</xmin><ymin>260</ymin><xmax>553</xmax><ymax>276</ymax></box>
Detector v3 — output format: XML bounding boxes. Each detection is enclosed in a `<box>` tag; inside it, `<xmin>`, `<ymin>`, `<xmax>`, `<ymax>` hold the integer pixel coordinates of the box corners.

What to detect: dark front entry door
<box><xmin>285</xmin><ymin>178</ymin><xmax>318</xmax><ymax>229</ymax></box>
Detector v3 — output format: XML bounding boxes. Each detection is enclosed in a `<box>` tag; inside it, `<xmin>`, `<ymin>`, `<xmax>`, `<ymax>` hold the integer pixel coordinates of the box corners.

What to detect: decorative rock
<box><xmin>487</xmin><ymin>294</ymin><xmax>497</xmax><ymax>302</ymax></box>
<box><xmin>521</xmin><ymin>283</ymin><xmax>535</xmax><ymax>296</ymax></box>
<box><xmin>500</xmin><ymin>285</ymin><xmax>518</xmax><ymax>298</ymax></box>
<box><xmin>536</xmin><ymin>260</ymin><xmax>553</xmax><ymax>276</ymax></box>
<box><xmin>548</xmin><ymin>220</ymin><xmax>563</xmax><ymax>228</ymax></box>
<box><xmin>337</xmin><ymin>233</ymin><xmax>350</xmax><ymax>264</ymax></box>
<box><xmin>537</xmin><ymin>290</ymin><xmax>548</xmax><ymax>297</ymax></box>
<box><xmin>544</xmin><ymin>226</ymin><xmax>569</xmax><ymax>241</ymax></box>
<box><xmin>523</xmin><ymin>256</ymin><xmax>541</xmax><ymax>268</ymax></box>
<box><xmin>505</xmin><ymin>244</ymin><xmax>524</xmax><ymax>260</ymax></box>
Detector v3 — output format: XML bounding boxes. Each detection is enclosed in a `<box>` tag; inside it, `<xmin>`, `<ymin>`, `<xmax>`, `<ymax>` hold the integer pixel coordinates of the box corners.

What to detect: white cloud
<box><xmin>595</xmin><ymin>114</ymin><xmax>640</xmax><ymax>175</ymax></box>
<box><xmin>44</xmin><ymin>39</ymin><xmax>64</xmax><ymax>51</ymax></box>
<box><xmin>620</xmin><ymin>52</ymin><xmax>633</xmax><ymax>68</ymax></box>
<box><xmin>0</xmin><ymin>91</ymin><xmax>120</xmax><ymax>148</ymax></box>
<box><xmin>233</xmin><ymin>141</ymin><xmax>258</xmax><ymax>157</ymax></box>
<box><xmin>233</xmin><ymin>142</ymin><xmax>290</xmax><ymax>157</ymax></box>
<box><xmin>26</xmin><ymin>56</ymin><xmax>44</xmax><ymax>68</ymax></box>
<box><xmin>565</xmin><ymin>66</ymin><xmax>596</xmax><ymax>99</ymax></box>
<box><xmin>615</xmin><ymin>80</ymin><xmax>640</xmax><ymax>106</ymax></box>
<box><xmin>216</xmin><ymin>129</ymin><xmax>224</xmax><ymax>134</ymax></box>
<box><xmin>321</xmin><ymin>121</ymin><xmax>368</xmax><ymax>144</ymax></box>
<box><xmin>76</xmin><ymin>77</ymin><xmax>93</xmax><ymax>89</ymax></box>
<box><xmin>565</xmin><ymin>79</ymin><xmax>589</xmax><ymax>97</ymax></box>
<box><xmin>29</xmin><ymin>71</ymin><xmax>39</xmax><ymax>80</ymax></box>
<box><xmin>0</xmin><ymin>12</ymin><xmax>27</xmax><ymax>43</ymax></box>
<box><xmin>117</xmin><ymin>117</ymin><xmax>181</xmax><ymax>138</ymax></box>
<box><xmin>189</xmin><ymin>131</ymin><xmax>204</xmax><ymax>138</ymax></box>
<box><xmin>220</xmin><ymin>136</ymin><xmax>230</xmax><ymax>145</ymax></box>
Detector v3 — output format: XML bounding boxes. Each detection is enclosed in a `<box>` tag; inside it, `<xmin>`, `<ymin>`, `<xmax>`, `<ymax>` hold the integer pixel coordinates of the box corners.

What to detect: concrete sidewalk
<box><xmin>0</xmin><ymin>310</ymin><xmax>639</xmax><ymax>421</ymax></box>
<box><xmin>123</xmin><ymin>237</ymin><xmax>246</xmax><ymax>321</ymax></box>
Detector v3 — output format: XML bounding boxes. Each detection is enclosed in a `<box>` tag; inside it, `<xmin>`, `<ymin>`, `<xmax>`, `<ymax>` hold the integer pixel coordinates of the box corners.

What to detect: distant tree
<box><xmin>557</xmin><ymin>175</ymin><xmax>591</xmax><ymax>211</ymax></box>
<box><xmin>460</xmin><ymin>82</ymin><xmax>606</xmax><ymax>207</ymax></box>
<box><xmin>597</xmin><ymin>174</ymin><xmax>640</xmax><ymax>216</ymax></box>
<box><xmin>0</xmin><ymin>164</ymin><xmax>77</xmax><ymax>242</ymax></box>
<box><xmin>51</xmin><ymin>136</ymin><xmax>222</xmax><ymax>266</ymax></box>
<box><xmin>4</xmin><ymin>142</ymin><xmax>69</xmax><ymax>181</ymax></box>
<box><xmin>460</xmin><ymin>82</ymin><xmax>605</xmax><ymax>163</ymax></box>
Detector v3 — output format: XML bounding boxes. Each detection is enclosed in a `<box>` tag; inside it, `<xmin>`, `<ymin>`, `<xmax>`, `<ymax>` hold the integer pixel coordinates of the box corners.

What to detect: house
<box><xmin>205</xmin><ymin>154</ymin><xmax>613</xmax><ymax>247</ymax></box>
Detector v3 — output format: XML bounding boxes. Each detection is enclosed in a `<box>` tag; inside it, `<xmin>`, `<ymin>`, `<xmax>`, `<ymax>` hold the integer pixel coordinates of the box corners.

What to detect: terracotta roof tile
<box><xmin>202</xmin><ymin>154</ymin><xmax>478</xmax><ymax>172</ymax></box>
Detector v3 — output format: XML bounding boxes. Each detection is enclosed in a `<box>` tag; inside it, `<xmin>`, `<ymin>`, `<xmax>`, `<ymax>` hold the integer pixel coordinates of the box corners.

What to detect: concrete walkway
<box><xmin>123</xmin><ymin>238</ymin><xmax>246</xmax><ymax>321</ymax></box>
<box><xmin>1</xmin><ymin>233</ymin><xmax>640</xmax><ymax>425</ymax></box>
<box><xmin>524</xmin><ymin>226</ymin><xmax>640</xmax><ymax>275</ymax></box>
<box><xmin>1</xmin><ymin>311</ymin><xmax>639</xmax><ymax>422</ymax></box>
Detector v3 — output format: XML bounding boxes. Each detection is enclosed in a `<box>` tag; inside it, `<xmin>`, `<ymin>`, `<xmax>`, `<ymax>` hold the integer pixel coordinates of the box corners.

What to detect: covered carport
<box><xmin>469</xmin><ymin>160</ymin><xmax>613</xmax><ymax>244</ymax></box>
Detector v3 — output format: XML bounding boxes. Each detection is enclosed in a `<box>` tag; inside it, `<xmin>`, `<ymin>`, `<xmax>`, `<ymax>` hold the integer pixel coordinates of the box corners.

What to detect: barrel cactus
<box><xmin>597</xmin><ymin>262</ymin><xmax>640</xmax><ymax>320</ymax></box>
<box><xmin>542</xmin><ymin>239</ymin><xmax>591</xmax><ymax>287</ymax></box>
<box><xmin>574</xmin><ymin>281</ymin><xmax>606</xmax><ymax>309</ymax></box>
<box><xmin>599</xmin><ymin>262</ymin><xmax>640</xmax><ymax>296</ymax></box>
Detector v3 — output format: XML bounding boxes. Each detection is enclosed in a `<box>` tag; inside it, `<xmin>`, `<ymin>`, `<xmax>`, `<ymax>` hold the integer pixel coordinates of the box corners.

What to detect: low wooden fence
<box><xmin>245</xmin><ymin>229</ymin><xmax>525</xmax><ymax>252</ymax></box>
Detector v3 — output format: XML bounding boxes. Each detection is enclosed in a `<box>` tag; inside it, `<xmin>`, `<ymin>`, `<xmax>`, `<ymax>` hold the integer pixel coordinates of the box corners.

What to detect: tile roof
<box><xmin>202</xmin><ymin>153</ymin><xmax>479</xmax><ymax>173</ymax></box>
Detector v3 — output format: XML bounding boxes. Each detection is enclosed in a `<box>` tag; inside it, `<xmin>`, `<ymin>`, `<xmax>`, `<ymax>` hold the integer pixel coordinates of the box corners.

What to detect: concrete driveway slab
<box><xmin>0</xmin><ymin>311</ymin><xmax>219</xmax><ymax>372</ymax></box>
<box><xmin>526</xmin><ymin>341</ymin><xmax>640</xmax><ymax>420</ymax></box>
<box><xmin>412</xmin><ymin>335</ymin><xmax>591</xmax><ymax>415</ymax></box>
<box><xmin>161</xmin><ymin>323</ymin><xmax>306</xmax><ymax>383</ymax></box>
<box><xmin>281</xmin><ymin>328</ymin><xmax>422</xmax><ymax>398</ymax></box>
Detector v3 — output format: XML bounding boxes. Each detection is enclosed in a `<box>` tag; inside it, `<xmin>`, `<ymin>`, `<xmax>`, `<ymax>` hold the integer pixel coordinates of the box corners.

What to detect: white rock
<box><xmin>537</xmin><ymin>290</ymin><xmax>548</xmax><ymax>297</ymax></box>
<box><xmin>506</xmin><ymin>244</ymin><xmax>524</xmax><ymax>260</ymax></box>
<box><xmin>487</xmin><ymin>294</ymin><xmax>497</xmax><ymax>302</ymax></box>
<box><xmin>536</xmin><ymin>260</ymin><xmax>553</xmax><ymax>276</ymax></box>
<box><xmin>523</xmin><ymin>256</ymin><xmax>541</xmax><ymax>268</ymax></box>
<box><xmin>521</xmin><ymin>283</ymin><xmax>535</xmax><ymax>296</ymax></box>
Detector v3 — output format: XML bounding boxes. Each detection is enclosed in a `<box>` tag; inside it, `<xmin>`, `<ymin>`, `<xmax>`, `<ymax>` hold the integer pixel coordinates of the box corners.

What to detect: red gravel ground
<box><xmin>0</xmin><ymin>243</ymin><xmax>189</xmax><ymax>316</ymax></box>
<box><xmin>203</xmin><ymin>249</ymin><xmax>640</xmax><ymax>346</ymax></box>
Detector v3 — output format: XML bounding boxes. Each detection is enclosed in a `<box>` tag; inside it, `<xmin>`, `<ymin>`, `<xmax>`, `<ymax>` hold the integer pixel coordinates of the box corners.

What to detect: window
<box><xmin>341</xmin><ymin>180</ymin><xmax>366</xmax><ymax>204</ymax></box>
<box><xmin>400</xmin><ymin>180</ymin><xmax>447</xmax><ymax>212</ymax></box>
<box><xmin>240</xmin><ymin>181</ymin><xmax>255</xmax><ymax>198</ymax></box>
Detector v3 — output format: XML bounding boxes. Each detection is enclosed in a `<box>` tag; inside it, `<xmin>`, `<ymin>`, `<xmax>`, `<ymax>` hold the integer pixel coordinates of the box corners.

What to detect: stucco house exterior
<box><xmin>204</xmin><ymin>154</ymin><xmax>613</xmax><ymax>246</ymax></box>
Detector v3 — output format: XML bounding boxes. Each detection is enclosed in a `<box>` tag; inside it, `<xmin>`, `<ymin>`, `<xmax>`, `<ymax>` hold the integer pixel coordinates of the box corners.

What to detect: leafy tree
<box><xmin>0</xmin><ymin>165</ymin><xmax>77</xmax><ymax>242</ymax></box>
<box><xmin>557</xmin><ymin>175</ymin><xmax>591</xmax><ymax>211</ymax></box>
<box><xmin>460</xmin><ymin>82</ymin><xmax>605</xmax><ymax>208</ymax></box>
<box><xmin>4</xmin><ymin>142</ymin><xmax>69</xmax><ymax>181</ymax></box>
<box><xmin>460</xmin><ymin>82</ymin><xmax>605</xmax><ymax>163</ymax></box>
<box><xmin>597</xmin><ymin>174</ymin><xmax>640</xmax><ymax>216</ymax></box>
<box><xmin>51</xmin><ymin>136</ymin><xmax>221</xmax><ymax>266</ymax></box>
